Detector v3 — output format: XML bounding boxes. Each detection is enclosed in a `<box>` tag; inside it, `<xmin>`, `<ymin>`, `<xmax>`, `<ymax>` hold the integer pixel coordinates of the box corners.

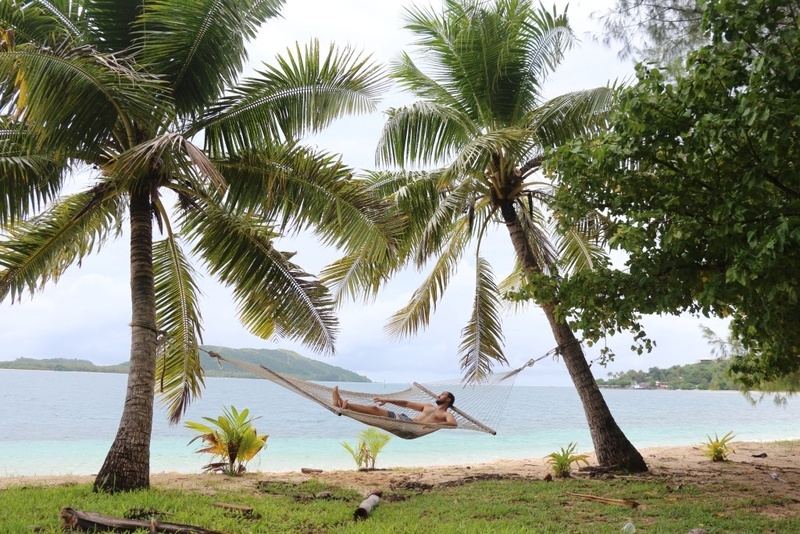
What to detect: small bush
<box><xmin>341</xmin><ymin>427</ymin><xmax>391</xmax><ymax>470</ymax></box>
<box><xmin>703</xmin><ymin>431</ymin><xmax>735</xmax><ymax>461</ymax></box>
<box><xmin>185</xmin><ymin>405</ymin><xmax>268</xmax><ymax>475</ymax></box>
<box><xmin>546</xmin><ymin>442</ymin><xmax>590</xmax><ymax>478</ymax></box>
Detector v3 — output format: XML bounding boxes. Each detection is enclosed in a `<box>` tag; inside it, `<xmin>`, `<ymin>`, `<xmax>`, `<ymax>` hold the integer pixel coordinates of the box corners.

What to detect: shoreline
<box><xmin>3</xmin><ymin>440</ymin><xmax>798</xmax><ymax>495</ymax></box>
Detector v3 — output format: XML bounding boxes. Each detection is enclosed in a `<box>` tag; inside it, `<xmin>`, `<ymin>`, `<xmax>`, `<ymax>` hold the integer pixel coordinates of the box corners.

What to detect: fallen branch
<box><xmin>60</xmin><ymin>507</ymin><xmax>223</xmax><ymax>533</ymax></box>
<box><xmin>210</xmin><ymin>502</ymin><xmax>254</xmax><ymax>516</ymax></box>
<box><xmin>354</xmin><ymin>490</ymin><xmax>383</xmax><ymax>520</ymax></box>
<box><xmin>564</xmin><ymin>492</ymin><xmax>639</xmax><ymax>508</ymax></box>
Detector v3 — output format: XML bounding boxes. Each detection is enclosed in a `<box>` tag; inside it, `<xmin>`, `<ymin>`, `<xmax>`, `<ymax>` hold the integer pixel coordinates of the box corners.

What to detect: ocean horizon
<box><xmin>2</xmin><ymin>369</ymin><xmax>798</xmax><ymax>477</ymax></box>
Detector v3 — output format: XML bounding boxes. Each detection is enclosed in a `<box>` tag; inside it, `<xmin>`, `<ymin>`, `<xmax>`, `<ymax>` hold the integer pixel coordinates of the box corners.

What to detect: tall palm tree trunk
<box><xmin>94</xmin><ymin>188</ymin><xmax>158</xmax><ymax>492</ymax></box>
<box><xmin>501</xmin><ymin>202</ymin><xmax>647</xmax><ymax>472</ymax></box>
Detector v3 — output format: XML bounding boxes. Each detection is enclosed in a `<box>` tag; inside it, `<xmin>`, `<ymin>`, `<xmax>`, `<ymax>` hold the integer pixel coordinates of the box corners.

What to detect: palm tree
<box><xmin>332</xmin><ymin>0</ymin><xmax>646</xmax><ymax>471</ymax></box>
<box><xmin>0</xmin><ymin>0</ymin><xmax>395</xmax><ymax>492</ymax></box>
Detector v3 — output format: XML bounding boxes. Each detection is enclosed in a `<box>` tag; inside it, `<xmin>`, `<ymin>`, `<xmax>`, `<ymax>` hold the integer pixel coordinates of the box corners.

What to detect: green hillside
<box><xmin>0</xmin><ymin>346</ymin><xmax>370</xmax><ymax>382</ymax></box>
<box><xmin>596</xmin><ymin>359</ymin><xmax>737</xmax><ymax>390</ymax></box>
<box><xmin>199</xmin><ymin>346</ymin><xmax>370</xmax><ymax>382</ymax></box>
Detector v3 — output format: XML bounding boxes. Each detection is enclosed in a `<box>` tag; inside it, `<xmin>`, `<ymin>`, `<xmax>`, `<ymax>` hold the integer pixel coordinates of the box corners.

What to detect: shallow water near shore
<box><xmin>2</xmin><ymin>369</ymin><xmax>798</xmax><ymax>477</ymax></box>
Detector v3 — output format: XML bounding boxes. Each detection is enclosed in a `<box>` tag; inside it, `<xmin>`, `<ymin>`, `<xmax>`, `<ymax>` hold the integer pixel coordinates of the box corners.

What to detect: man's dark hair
<box><xmin>445</xmin><ymin>392</ymin><xmax>455</xmax><ymax>407</ymax></box>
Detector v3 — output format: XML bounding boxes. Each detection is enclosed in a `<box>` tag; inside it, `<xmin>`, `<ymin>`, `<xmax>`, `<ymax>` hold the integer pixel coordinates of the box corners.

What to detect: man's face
<box><xmin>435</xmin><ymin>392</ymin><xmax>450</xmax><ymax>406</ymax></box>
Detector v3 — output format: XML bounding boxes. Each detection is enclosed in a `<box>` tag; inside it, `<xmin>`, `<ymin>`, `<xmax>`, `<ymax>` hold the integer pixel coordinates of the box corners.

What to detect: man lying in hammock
<box><xmin>332</xmin><ymin>387</ymin><xmax>458</xmax><ymax>427</ymax></box>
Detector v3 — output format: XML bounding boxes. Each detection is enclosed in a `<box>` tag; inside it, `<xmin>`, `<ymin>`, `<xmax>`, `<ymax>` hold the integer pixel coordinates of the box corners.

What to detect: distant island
<box><xmin>0</xmin><ymin>345</ymin><xmax>371</xmax><ymax>383</ymax></box>
<box><xmin>596</xmin><ymin>359</ymin><xmax>736</xmax><ymax>390</ymax></box>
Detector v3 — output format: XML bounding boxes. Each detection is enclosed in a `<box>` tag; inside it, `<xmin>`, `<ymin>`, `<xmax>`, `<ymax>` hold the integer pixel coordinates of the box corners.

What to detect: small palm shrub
<box><xmin>185</xmin><ymin>406</ymin><xmax>268</xmax><ymax>475</ymax></box>
<box><xmin>546</xmin><ymin>442</ymin><xmax>590</xmax><ymax>478</ymax></box>
<box><xmin>703</xmin><ymin>431</ymin><xmax>735</xmax><ymax>461</ymax></box>
<box><xmin>341</xmin><ymin>427</ymin><xmax>392</xmax><ymax>470</ymax></box>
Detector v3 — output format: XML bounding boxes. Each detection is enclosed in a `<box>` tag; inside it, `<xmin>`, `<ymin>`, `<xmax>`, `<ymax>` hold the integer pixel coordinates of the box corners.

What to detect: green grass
<box><xmin>1</xmin><ymin>475</ymin><xmax>797</xmax><ymax>533</ymax></box>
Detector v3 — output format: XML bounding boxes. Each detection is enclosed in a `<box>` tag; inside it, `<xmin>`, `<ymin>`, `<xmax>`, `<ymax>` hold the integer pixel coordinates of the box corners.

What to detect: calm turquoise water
<box><xmin>1</xmin><ymin>369</ymin><xmax>798</xmax><ymax>477</ymax></box>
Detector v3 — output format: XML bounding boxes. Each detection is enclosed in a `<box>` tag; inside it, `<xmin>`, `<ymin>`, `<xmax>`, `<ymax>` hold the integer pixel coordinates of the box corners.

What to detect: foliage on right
<box><xmin>551</xmin><ymin>0</ymin><xmax>800</xmax><ymax>390</ymax></box>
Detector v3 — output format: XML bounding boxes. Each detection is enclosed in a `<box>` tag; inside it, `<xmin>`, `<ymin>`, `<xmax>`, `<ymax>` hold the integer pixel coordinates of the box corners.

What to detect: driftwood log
<box><xmin>301</xmin><ymin>467</ymin><xmax>323</xmax><ymax>474</ymax></box>
<box><xmin>60</xmin><ymin>507</ymin><xmax>223</xmax><ymax>533</ymax></box>
<box><xmin>353</xmin><ymin>490</ymin><xmax>383</xmax><ymax>520</ymax></box>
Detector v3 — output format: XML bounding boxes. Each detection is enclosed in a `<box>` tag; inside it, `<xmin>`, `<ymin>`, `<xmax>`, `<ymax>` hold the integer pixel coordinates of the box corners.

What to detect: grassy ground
<box><xmin>1</xmin><ymin>472</ymin><xmax>797</xmax><ymax>533</ymax></box>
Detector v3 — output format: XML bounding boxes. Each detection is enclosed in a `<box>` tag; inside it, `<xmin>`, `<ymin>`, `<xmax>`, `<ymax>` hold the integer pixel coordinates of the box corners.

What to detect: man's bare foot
<box><xmin>332</xmin><ymin>386</ymin><xmax>342</xmax><ymax>408</ymax></box>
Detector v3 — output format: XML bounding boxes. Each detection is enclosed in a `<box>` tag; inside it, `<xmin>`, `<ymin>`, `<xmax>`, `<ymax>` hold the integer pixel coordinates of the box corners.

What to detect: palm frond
<box><xmin>183</xmin><ymin>204</ymin><xmax>338</xmax><ymax>354</ymax></box>
<box><xmin>520</xmin><ymin>2</ymin><xmax>573</xmax><ymax>94</ymax></box>
<box><xmin>0</xmin><ymin>183</ymin><xmax>123</xmax><ymax>302</ymax></box>
<box><xmin>525</xmin><ymin>87</ymin><xmax>614</xmax><ymax>148</ymax></box>
<box><xmin>384</xmin><ymin>217</ymin><xmax>471</xmax><ymax>340</ymax></box>
<box><xmin>152</xmin><ymin>237</ymin><xmax>205</xmax><ymax>424</ymax></box>
<box><xmin>389</xmin><ymin>51</ymin><xmax>462</xmax><ymax>110</ymax></box>
<box><xmin>376</xmin><ymin>102</ymin><xmax>474</xmax><ymax>169</ymax></box>
<box><xmin>0</xmin><ymin>121</ymin><xmax>67</xmax><ymax>227</ymax></box>
<box><xmin>413</xmin><ymin>179</ymin><xmax>477</xmax><ymax>266</ymax></box>
<box><xmin>201</xmin><ymin>40</ymin><xmax>386</xmax><ymax>157</ymax></box>
<box><xmin>219</xmin><ymin>144</ymin><xmax>402</xmax><ymax>257</ymax></box>
<box><xmin>514</xmin><ymin>196</ymin><xmax>559</xmax><ymax>275</ymax></box>
<box><xmin>0</xmin><ymin>44</ymin><xmax>167</xmax><ymax>157</ymax></box>
<box><xmin>459</xmin><ymin>256</ymin><xmax>507</xmax><ymax>383</ymax></box>
<box><xmin>84</xmin><ymin>0</ymin><xmax>142</xmax><ymax>53</ymax></box>
<box><xmin>138</xmin><ymin>0</ymin><xmax>285</xmax><ymax>115</ymax></box>
<box><xmin>554</xmin><ymin>210</ymin><xmax>611</xmax><ymax>274</ymax></box>
<box><xmin>0</xmin><ymin>0</ymin><xmax>76</xmax><ymax>48</ymax></box>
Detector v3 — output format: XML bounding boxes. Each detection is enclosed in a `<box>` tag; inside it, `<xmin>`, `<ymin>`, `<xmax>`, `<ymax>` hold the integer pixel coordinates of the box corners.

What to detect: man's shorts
<box><xmin>387</xmin><ymin>411</ymin><xmax>412</xmax><ymax>422</ymax></box>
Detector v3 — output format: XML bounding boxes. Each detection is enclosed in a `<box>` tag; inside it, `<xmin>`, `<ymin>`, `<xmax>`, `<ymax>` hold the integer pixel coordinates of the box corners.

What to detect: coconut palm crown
<box><xmin>0</xmin><ymin>0</ymin><xmax>395</xmax><ymax>492</ymax></box>
<box><xmin>330</xmin><ymin>0</ymin><xmax>647</xmax><ymax>471</ymax></box>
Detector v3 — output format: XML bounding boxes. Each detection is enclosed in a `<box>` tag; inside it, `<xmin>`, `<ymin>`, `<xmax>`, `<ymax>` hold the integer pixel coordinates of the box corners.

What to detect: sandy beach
<box><xmin>3</xmin><ymin>440</ymin><xmax>798</xmax><ymax>511</ymax></box>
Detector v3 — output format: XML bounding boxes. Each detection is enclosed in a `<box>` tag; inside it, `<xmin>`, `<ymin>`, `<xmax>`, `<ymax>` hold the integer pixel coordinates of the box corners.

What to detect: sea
<box><xmin>1</xmin><ymin>369</ymin><xmax>798</xmax><ymax>477</ymax></box>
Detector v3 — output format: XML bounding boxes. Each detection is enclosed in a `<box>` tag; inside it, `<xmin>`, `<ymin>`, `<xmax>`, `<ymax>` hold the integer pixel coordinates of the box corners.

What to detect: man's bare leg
<box><xmin>331</xmin><ymin>387</ymin><xmax>390</xmax><ymax>417</ymax></box>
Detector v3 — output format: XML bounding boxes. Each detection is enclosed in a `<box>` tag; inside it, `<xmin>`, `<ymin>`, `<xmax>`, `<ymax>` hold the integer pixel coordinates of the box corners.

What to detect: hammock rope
<box><xmin>204</xmin><ymin>345</ymin><xmax>563</xmax><ymax>440</ymax></box>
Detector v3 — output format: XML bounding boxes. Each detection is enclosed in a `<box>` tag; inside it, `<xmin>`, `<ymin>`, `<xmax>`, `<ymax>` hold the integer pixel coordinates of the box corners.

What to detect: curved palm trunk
<box><xmin>94</xmin><ymin>189</ymin><xmax>158</xmax><ymax>492</ymax></box>
<box><xmin>501</xmin><ymin>202</ymin><xmax>647</xmax><ymax>472</ymax></box>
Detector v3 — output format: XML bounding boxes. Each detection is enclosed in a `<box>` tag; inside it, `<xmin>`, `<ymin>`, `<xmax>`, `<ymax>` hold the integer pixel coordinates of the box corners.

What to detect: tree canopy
<box><xmin>598</xmin><ymin>0</ymin><xmax>706</xmax><ymax>69</ymax></box>
<box><xmin>551</xmin><ymin>0</ymin><xmax>800</xmax><ymax>388</ymax></box>
<box><xmin>0</xmin><ymin>0</ymin><xmax>391</xmax><ymax>491</ymax></box>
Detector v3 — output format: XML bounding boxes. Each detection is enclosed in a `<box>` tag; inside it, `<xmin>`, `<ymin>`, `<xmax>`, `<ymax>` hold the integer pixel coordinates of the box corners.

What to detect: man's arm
<box><xmin>374</xmin><ymin>397</ymin><xmax>428</xmax><ymax>412</ymax></box>
<box><xmin>443</xmin><ymin>412</ymin><xmax>457</xmax><ymax>427</ymax></box>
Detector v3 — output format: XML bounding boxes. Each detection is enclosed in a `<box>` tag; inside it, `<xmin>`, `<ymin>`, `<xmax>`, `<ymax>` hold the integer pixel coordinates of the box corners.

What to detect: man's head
<box><xmin>436</xmin><ymin>391</ymin><xmax>455</xmax><ymax>408</ymax></box>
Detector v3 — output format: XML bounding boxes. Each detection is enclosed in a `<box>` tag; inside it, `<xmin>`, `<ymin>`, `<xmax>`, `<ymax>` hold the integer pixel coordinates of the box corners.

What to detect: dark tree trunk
<box><xmin>500</xmin><ymin>200</ymin><xmax>647</xmax><ymax>472</ymax></box>
<box><xmin>94</xmin><ymin>188</ymin><xmax>158</xmax><ymax>492</ymax></box>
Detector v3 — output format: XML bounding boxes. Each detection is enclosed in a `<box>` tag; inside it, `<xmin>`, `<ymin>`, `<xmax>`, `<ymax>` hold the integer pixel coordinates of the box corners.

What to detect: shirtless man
<box><xmin>332</xmin><ymin>387</ymin><xmax>457</xmax><ymax>427</ymax></box>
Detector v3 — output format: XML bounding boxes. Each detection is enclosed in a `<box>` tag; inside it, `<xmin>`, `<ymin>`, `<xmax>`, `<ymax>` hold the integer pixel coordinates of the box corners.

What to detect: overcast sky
<box><xmin>0</xmin><ymin>0</ymin><xmax>729</xmax><ymax>386</ymax></box>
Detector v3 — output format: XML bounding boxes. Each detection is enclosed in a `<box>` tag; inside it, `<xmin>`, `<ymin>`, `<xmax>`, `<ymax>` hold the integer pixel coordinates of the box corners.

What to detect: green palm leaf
<box><xmin>377</xmin><ymin>102</ymin><xmax>474</xmax><ymax>168</ymax></box>
<box><xmin>384</xmin><ymin>217</ymin><xmax>471</xmax><ymax>340</ymax></box>
<box><xmin>0</xmin><ymin>0</ymin><xmax>76</xmax><ymax>48</ymax></box>
<box><xmin>153</xmin><ymin>237</ymin><xmax>205</xmax><ymax>424</ymax></box>
<box><xmin>138</xmin><ymin>0</ymin><xmax>285</xmax><ymax>115</ymax></box>
<box><xmin>525</xmin><ymin>87</ymin><xmax>614</xmax><ymax>147</ymax></box>
<box><xmin>0</xmin><ymin>185</ymin><xmax>123</xmax><ymax>302</ymax></box>
<box><xmin>0</xmin><ymin>45</ymin><xmax>166</xmax><ymax>157</ymax></box>
<box><xmin>184</xmin><ymin>204</ymin><xmax>338</xmax><ymax>354</ymax></box>
<box><xmin>201</xmin><ymin>40</ymin><xmax>386</xmax><ymax>156</ymax></box>
<box><xmin>459</xmin><ymin>256</ymin><xmax>507</xmax><ymax>382</ymax></box>
<box><xmin>0</xmin><ymin>122</ymin><xmax>66</xmax><ymax>227</ymax></box>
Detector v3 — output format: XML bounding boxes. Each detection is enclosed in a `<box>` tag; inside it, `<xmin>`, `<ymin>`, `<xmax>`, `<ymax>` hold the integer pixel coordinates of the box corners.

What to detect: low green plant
<box><xmin>546</xmin><ymin>442</ymin><xmax>590</xmax><ymax>478</ymax></box>
<box><xmin>184</xmin><ymin>405</ymin><xmax>268</xmax><ymax>475</ymax></box>
<box><xmin>703</xmin><ymin>431</ymin><xmax>735</xmax><ymax>461</ymax></box>
<box><xmin>341</xmin><ymin>427</ymin><xmax>392</xmax><ymax>470</ymax></box>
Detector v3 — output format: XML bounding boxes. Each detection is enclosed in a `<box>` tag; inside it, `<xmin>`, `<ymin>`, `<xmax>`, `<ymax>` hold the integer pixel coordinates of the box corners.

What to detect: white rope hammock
<box><xmin>206</xmin><ymin>350</ymin><xmax>554</xmax><ymax>440</ymax></box>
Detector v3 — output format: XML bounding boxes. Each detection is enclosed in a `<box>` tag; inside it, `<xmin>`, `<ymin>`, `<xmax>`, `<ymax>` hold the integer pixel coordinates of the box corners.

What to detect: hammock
<box><xmin>207</xmin><ymin>350</ymin><xmax>550</xmax><ymax>439</ymax></box>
